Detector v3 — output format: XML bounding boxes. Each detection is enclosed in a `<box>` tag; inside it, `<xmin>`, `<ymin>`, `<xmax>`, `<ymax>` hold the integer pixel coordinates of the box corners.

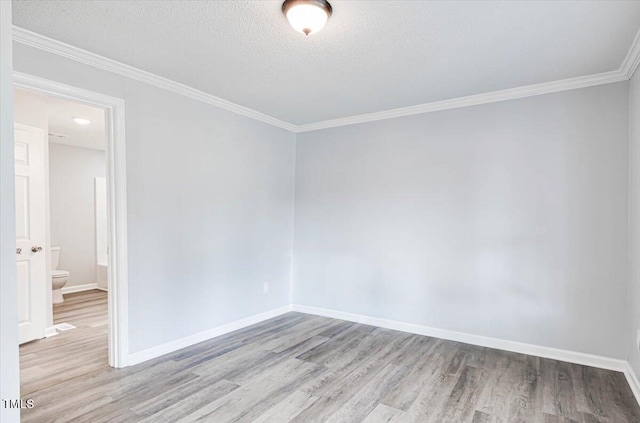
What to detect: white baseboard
<box><xmin>624</xmin><ymin>363</ymin><xmax>640</xmax><ymax>406</ymax></box>
<box><xmin>127</xmin><ymin>305</ymin><xmax>293</xmax><ymax>366</ymax></box>
<box><xmin>44</xmin><ymin>326</ymin><xmax>58</xmax><ymax>338</ymax></box>
<box><xmin>291</xmin><ymin>304</ymin><xmax>627</xmax><ymax>373</ymax></box>
<box><xmin>61</xmin><ymin>283</ymin><xmax>98</xmax><ymax>294</ymax></box>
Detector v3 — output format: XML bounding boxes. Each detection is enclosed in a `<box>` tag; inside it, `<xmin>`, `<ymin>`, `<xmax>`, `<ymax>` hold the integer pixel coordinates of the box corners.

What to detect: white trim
<box><xmin>104</xmin><ymin>78</ymin><xmax>130</xmax><ymax>369</ymax></box>
<box><xmin>42</xmin><ymin>125</ymin><xmax>53</xmax><ymax>336</ymax></box>
<box><xmin>624</xmin><ymin>363</ymin><xmax>640</xmax><ymax>406</ymax></box>
<box><xmin>294</xmin><ymin>71</ymin><xmax>627</xmax><ymax>132</ymax></box>
<box><xmin>622</xmin><ymin>29</ymin><xmax>640</xmax><ymax>79</ymax></box>
<box><xmin>61</xmin><ymin>283</ymin><xmax>98</xmax><ymax>294</ymax></box>
<box><xmin>12</xmin><ymin>26</ymin><xmax>296</xmax><ymax>133</ymax></box>
<box><xmin>13</xmin><ymin>72</ymin><xmax>130</xmax><ymax>369</ymax></box>
<box><xmin>12</xmin><ymin>25</ymin><xmax>640</xmax><ymax>133</ymax></box>
<box><xmin>127</xmin><ymin>305</ymin><xmax>292</xmax><ymax>366</ymax></box>
<box><xmin>291</xmin><ymin>304</ymin><xmax>627</xmax><ymax>372</ymax></box>
<box><xmin>44</xmin><ymin>326</ymin><xmax>58</xmax><ymax>338</ymax></box>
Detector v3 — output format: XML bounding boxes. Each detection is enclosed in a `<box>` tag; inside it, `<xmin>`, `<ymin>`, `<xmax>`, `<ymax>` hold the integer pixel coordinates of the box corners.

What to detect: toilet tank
<box><xmin>51</xmin><ymin>246</ymin><xmax>60</xmax><ymax>270</ymax></box>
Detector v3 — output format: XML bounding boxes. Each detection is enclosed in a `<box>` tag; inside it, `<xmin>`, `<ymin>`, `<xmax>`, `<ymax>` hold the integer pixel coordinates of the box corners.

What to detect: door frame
<box><xmin>13</xmin><ymin>72</ymin><xmax>130</xmax><ymax>368</ymax></box>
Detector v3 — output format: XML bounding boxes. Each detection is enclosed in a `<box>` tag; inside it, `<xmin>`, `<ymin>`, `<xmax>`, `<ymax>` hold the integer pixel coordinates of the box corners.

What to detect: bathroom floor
<box><xmin>19</xmin><ymin>290</ymin><xmax>109</xmax><ymax>396</ymax></box>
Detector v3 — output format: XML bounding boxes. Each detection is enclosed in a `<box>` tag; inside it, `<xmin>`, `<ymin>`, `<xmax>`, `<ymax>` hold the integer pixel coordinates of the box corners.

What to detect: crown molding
<box><xmin>13</xmin><ymin>25</ymin><xmax>639</xmax><ymax>134</ymax></box>
<box><xmin>294</xmin><ymin>69</ymin><xmax>628</xmax><ymax>132</ymax></box>
<box><xmin>622</xmin><ymin>28</ymin><xmax>640</xmax><ymax>79</ymax></box>
<box><xmin>12</xmin><ymin>26</ymin><xmax>297</xmax><ymax>132</ymax></box>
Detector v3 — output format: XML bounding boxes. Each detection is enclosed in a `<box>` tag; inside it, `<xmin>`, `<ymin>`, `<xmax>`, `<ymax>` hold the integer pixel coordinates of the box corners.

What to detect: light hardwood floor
<box><xmin>20</xmin><ymin>290</ymin><xmax>109</xmax><ymax>397</ymax></box>
<box><xmin>20</xmin><ymin>290</ymin><xmax>640</xmax><ymax>422</ymax></box>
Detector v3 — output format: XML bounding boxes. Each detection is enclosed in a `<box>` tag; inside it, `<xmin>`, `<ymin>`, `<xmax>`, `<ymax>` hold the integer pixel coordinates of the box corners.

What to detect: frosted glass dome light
<box><xmin>282</xmin><ymin>0</ymin><xmax>332</xmax><ymax>36</ymax></box>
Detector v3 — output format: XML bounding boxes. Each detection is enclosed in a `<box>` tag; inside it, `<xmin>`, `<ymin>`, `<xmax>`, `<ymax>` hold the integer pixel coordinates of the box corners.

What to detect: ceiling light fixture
<box><xmin>282</xmin><ymin>0</ymin><xmax>332</xmax><ymax>36</ymax></box>
<box><xmin>72</xmin><ymin>117</ymin><xmax>91</xmax><ymax>125</ymax></box>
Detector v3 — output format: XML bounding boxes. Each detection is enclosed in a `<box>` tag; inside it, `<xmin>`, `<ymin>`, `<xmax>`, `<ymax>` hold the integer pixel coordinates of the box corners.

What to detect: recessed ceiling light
<box><xmin>73</xmin><ymin>117</ymin><xmax>91</xmax><ymax>125</ymax></box>
<box><xmin>282</xmin><ymin>0</ymin><xmax>332</xmax><ymax>36</ymax></box>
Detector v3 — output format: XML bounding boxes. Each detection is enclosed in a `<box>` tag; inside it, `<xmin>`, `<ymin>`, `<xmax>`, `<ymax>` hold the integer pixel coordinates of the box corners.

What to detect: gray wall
<box><xmin>294</xmin><ymin>83</ymin><xmax>630</xmax><ymax>359</ymax></box>
<box><xmin>49</xmin><ymin>143</ymin><xmax>106</xmax><ymax>287</ymax></box>
<box><xmin>13</xmin><ymin>42</ymin><xmax>297</xmax><ymax>354</ymax></box>
<box><xmin>0</xmin><ymin>3</ymin><xmax>20</xmax><ymax>422</ymax></box>
<box><xmin>629</xmin><ymin>69</ymin><xmax>640</xmax><ymax>375</ymax></box>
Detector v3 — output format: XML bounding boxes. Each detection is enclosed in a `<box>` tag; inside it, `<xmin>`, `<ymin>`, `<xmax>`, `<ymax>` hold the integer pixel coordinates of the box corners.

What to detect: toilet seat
<box><xmin>52</xmin><ymin>270</ymin><xmax>69</xmax><ymax>278</ymax></box>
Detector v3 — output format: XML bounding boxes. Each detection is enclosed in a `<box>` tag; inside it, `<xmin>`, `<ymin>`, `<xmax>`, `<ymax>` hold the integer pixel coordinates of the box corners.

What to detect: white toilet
<box><xmin>51</xmin><ymin>246</ymin><xmax>70</xmax><ymax>304</ymax></box>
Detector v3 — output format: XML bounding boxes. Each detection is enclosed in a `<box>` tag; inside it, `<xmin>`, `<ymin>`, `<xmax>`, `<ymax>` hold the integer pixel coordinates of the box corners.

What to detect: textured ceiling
<box><xmin>15</xmin><ymin>89</ymin><xmax>106</xmax><ymax>151</ymax></box>
<box><xmin>12</xmin><ymin>1</ymin><xmax>640</xmax><ymax>126</ymax></box>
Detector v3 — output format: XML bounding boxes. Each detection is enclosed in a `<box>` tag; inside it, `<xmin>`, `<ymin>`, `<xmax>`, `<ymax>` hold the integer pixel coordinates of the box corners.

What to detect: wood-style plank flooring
<box><xmin>20</xmin><ymin>291</ymin><xmax>640</xmax><ymax>422</ymax></box>
<box><xmin>20</xmin><ymin>290</ymin><xmax>109</xmax><ymax>397</ymax></box>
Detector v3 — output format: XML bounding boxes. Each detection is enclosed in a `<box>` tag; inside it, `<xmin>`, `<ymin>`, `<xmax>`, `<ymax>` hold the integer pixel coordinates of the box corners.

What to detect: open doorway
<box><xmin>14</xmin><ymin>87</ymin><xmax>111</xmax><ymax>395</ymax></box>
<box><xmin>12</xmin><ymin>74</ymin><xmax>129</xmax><ymax>398</ymax></box>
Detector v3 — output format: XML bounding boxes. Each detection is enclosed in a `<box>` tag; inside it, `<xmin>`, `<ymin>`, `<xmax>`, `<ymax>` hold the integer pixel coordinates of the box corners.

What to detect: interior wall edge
<box><xmin>289</xmin><ymin>137</ymin><xmax>298</xmax><ymax>306</ymax></box>
<box><xmin>0</xmin><ymin>2</ymin><xmax>20</xmax><ymax>423</ymax></box>
<box><xmin>627</xmin><ymin>45</ymin><xmax>640</xmax><ymax>390</ymax></box>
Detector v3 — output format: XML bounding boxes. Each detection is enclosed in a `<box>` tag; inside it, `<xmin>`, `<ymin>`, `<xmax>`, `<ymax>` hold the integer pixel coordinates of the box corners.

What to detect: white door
<box><xmin>15</xmin><ymin>123</ymin><xmax>47</xmax><ymax>344</ymax></box>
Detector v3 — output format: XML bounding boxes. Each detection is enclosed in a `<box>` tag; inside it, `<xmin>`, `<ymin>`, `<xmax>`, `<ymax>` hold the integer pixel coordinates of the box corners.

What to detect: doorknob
<box><xmin>31</xmin><ymin>246</ymin><xmax>42</xmax><ymax>253</ymax></box>
<box><xmin>16</xmin><ymin>248</ymin><xmax>22</xmax><ymax>254</ymax></box>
